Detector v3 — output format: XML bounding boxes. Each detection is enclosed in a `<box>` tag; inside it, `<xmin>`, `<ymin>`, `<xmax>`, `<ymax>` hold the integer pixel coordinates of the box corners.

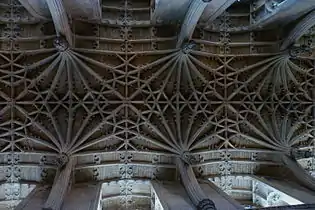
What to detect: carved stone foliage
<box><xmin>101</xmin><ymin>180</ymin><xmax>151</xmax><ymax>209</ymax></box>
<box><xmin>0</xmin><ymin>0</ymin><xmax>314</xmax><ymax>197</ymax></box>
<box><xmin>267</xmin><ymin>192</ymin><xmax>281</xmax><ymax>206</ymax></box>
<box><xmin>5</xmin><ymin>154</ymin><xmax>21</xmax><ymax>183</ymax></box>
<box><xmin>197</xmin><ymin>199</ymin><xmax>216</xmax><ymax>210</ymax></box>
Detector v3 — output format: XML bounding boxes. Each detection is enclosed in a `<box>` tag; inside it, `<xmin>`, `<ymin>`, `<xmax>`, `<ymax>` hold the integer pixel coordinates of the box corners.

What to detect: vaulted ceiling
<box><xmin>0</xmin><ymin>0</ymin><xmax>314</xmax><ymax>208</ymax></box>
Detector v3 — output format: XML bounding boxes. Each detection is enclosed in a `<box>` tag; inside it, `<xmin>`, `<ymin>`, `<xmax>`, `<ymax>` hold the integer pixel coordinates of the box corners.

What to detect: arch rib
<box><xmin>176</xmin><ymin>0</ymin><xmax>210</xmax><ymax>48</ymax></box>
<box><xmin>45</xmin><ymin>0</ymin><xmax>73</xmax><ymax>46</ymax></box>
<box><xmin>281</xmin><ymin>10</ymin><xmax>315</xmax><ymax>50</ymax></box>
<box><xmin>201</xmin><ymin>0</ymin><xmax>237</xmax><ymax>27</ymax></box>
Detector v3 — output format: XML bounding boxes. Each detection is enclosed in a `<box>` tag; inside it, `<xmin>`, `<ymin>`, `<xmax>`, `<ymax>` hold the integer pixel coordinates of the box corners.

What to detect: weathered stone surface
<box><xmin>200</xmin><ymin>181</ymin><xmax>243</xmax><ymax>210</ymax></box>
<box><xmin>0</xmin><ymin>0</ymin><xmax>314</xmax><ymax>208</ymax></box>
<box><xmin>18</xmin><ymin>0</ymin><xmax>50</xmax><ymax>19</ymax></box>
<box><xmin>176</xmin><ymin>0</ymin><xmax>209</xmax><ymax>48</ymax></box>
<box><xmin>43</xmin><ymin>158</ymin><xmax>74</xmax><ymax>210</ymax></box>
<box><xmin>151</xmin><ymin>181</ymin><xmax>195</xmax><ymax>210</ymax></box>
<box><xmin>250</xmin><ymin>0</ymin><xmax>315</xmax><ymax>29</ymax></box>
<box><xmin>260</xmin><ymin>204</ymin><xmax>315</xmax><ymax>209</ymax></box>
<box><xmin>151</xmin><ymin>0</ymin><xmax>191</xmax><ymax>23</ymax></box>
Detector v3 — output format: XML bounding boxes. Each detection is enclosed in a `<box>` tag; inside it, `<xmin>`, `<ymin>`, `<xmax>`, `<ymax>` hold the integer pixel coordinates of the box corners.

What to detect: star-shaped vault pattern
<box><xmin>0</xmin><ymin>0</ymin><xmax>314</xmax><ymax>208</ymax></box>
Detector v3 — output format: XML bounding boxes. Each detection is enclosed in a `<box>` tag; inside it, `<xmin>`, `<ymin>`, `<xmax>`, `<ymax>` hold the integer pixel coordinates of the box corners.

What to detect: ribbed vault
<box><xmin>0</xmin><ymin>0</ymin><xmax>314</xmax><ymax>209</ymax></box>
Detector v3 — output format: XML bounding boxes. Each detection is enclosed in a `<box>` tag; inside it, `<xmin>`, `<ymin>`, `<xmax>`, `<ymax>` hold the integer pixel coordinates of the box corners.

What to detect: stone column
<box><xmin>176</xmin><ymin>157</ymin><xmax>216</xmax><ymax>210</ymax></box>
<box><xmin>151</xmin><ymin>180</ymin><xmax>194</xmax><ymax>210</ymax></box>
<box><xmin>176</xmin><ymin>0</ymin><xmax>210</xmax><ymax>48</ymax></box>
<box><xmin>281</xmin><ymin>10</ymin><xmax>315</xmax><ymax>50</ymax></box>
<box><xmin>45</xmin><ymin>0</ymin><xmax>73</xmax><ymax>46</ymax></box>
<box><xmin>16</xmin><ymin>183</ymin><xmax>102</xmax><ymax>210</ymax></box>
<box><xmin>199</xmin><ymin>180</ymin><xmax>243</xmax><ymax>210</ymax></box>
<box><xmin>61</xmin><ymin>183</ymin><xmax>102</xmax><ymax>210</ymax></box>
<box><xmin>43</xmin><ymin>157</ymin><xmax>74</xmax><ymax>210</ymax></box>
<box><xmin>281</xmin><ymin>155</ymin><xmax>315</xmax><ymax>192</ymax></box>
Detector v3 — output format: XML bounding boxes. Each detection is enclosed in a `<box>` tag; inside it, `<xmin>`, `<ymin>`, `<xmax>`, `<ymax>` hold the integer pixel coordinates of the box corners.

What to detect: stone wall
<box><xmin>260</xmin><ymin>204</ymin><xmax>315</xmax><ymax>210</ymax></box>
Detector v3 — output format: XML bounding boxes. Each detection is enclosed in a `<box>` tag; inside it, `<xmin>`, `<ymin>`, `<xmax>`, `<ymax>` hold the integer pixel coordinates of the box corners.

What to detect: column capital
<box><xmin>288</xmin><ymin>44</ymin><xmax>312</xmax><ymax>58</ymax></box>
<box><xmin>290</xmin><ymin>149</ymin><xmax>313</xmax><ymax>159</ymax></box>
<box><xmin>53</xmin><ymin>37</ymin><xmax>70</xmax><ymax>52</ymax></box>
<box><xmin>181</xmin><ymin>41</ymin><xmax>197</xmax><ymax>54</ymax></box>
<box><xmin>179</xmin><ymin>151</ymin><xmax>199</xmax><ymax>164</ymax></box>
<box><xmin>197</xmin><ymin>199</ymin><xmax>216</xmax><ymax>210</ymax></box>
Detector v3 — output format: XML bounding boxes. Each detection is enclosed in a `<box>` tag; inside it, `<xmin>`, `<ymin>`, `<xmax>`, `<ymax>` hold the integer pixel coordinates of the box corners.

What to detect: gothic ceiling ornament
<box><xmin>0</xmin><ymin>0</ymin><xmax>315</xmax><ymax>209</ymax></box>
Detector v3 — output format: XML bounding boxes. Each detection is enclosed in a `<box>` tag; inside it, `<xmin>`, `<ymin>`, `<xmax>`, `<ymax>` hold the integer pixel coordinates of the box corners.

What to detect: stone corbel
<box><xmin>176</xmin><ymin>157</ymin><xmax>216</xmax><ymax>210</ymax></box>
<box><xmin>180</xmin><ymin>151</ymin><xmax>199</xmax><ymax>164</ymax></box>
<box><xmin>181</xmin><ymin>40</ymin><xmax>197</xmax><ymax>54</ymax></box>
<box><xmin>287</xmin><ymin>44</ymin><xmax>312</xmax><ymax>58</ymax></box>
<box><xmin>53</xmin><ymin>36</ymin><xmax>70</xmax><ymax>52</ymax></box>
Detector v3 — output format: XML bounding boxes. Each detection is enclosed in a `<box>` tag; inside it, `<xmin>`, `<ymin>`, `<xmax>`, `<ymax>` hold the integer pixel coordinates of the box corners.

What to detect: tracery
<box><xmin>0</xmin><ymin>0</ymin><xmax>314</xmax><ymax>209</ymax></box>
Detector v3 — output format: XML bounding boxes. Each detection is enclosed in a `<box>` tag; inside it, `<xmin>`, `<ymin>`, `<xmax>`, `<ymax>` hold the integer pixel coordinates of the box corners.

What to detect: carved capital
<box><xmin>288</xmin><ymin>44</ymin><xmax>312</xmax><ymax>58</ymax></box>
<box><xmin>267</xmin><ymin>191</ymin><xmax>281</xmax><ymax>206</ymax></box>
<box><xmin>181</xmin><ymin>41</ymin><xmax>197</xmax><ymax>54</ymax></box>
<box><xmin>53</xmin><ymin>37</ymin><xmax>69</xmax><ymax>52</ymax></box>
<box><xmin>290</xmin><ymin>149</ymin><xmax>313</xmax><ymax>159</ymax></box>
<box><xmin>266</xmin><ymin>0</ymin><xmax>281</xmax><ymax>11</ymax></box>
<box><xmin>180</xmin><ymin>151</ymin><xmax>198</xmax><ymax>164</ymax></box>
<box><xmin>197</xmin><ymin>199</ymin><xmax>216</xmax><ymax>210</ymax></box>
<box><xmin>54</xmin><ymin>153</ymin><xmax>69</xmax><ymax>169</ymax></box>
